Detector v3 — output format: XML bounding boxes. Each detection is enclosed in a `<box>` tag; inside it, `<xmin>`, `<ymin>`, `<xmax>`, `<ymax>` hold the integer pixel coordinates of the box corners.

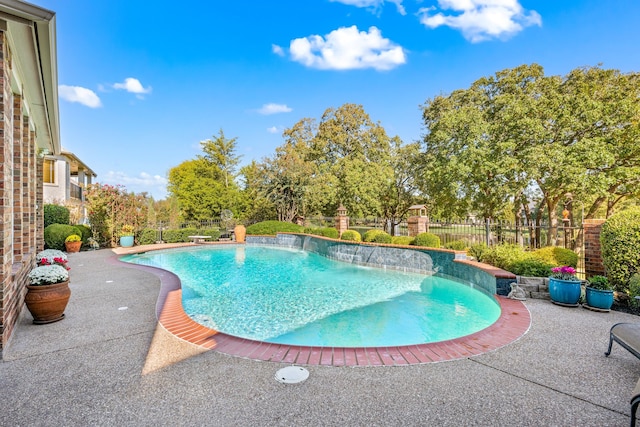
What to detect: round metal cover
<box><xmin>275</xmin><ymin>366</ymin><xmax>309</xmax><ymax>384</ymax></box>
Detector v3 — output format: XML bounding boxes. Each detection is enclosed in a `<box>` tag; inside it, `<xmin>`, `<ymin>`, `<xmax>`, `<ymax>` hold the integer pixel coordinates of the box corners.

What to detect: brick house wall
<box><xmin>0</xmin><ymin>28</ymin><xmax>47</xmax><ymax>353</ymax></box>
<box><xmin>583</xmin><ymin>219</ymin><xmax>606</xmax><ymax>278</ymax></box>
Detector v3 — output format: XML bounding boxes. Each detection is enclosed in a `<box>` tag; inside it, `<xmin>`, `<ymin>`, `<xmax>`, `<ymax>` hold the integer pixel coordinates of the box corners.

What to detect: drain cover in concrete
<box><xmin>275</xmin><ymin>366</ymin><xmax>309</xmax><ymax>384</ymax></box>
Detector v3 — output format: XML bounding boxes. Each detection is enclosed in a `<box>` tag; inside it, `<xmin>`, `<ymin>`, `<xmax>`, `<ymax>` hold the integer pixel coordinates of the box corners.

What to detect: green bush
<box><xmin>481</xmin><ymin>244</ymin><xmax>527</xmax><ymax>271</ymax></box>
<box><xmin>139</xmin><ymin>228</ymin><xmax>158</xmax><ymax>245</ymax></box>
<box><xmin>162</xmin><ymin>228</ymin><xmax>199</xmax><ymax>243</ymax></box>
<box><xmin>391</xmin><ymin>236</ymin><xmax>413</xmax><ymax>245</ymax></box>
<box><xmin>304</xmin><ymin>227</ymin><xmax>339</xmax><ymax>239</ymax></box>
<box><xmin>362</xmin><ymin>229</ymin><xmax>392</xmax><ymax>244</ymax></box>
<box><xmin>468</xmin><ymin>243</ymin><xmax>488</xmax><ymax>262</ymax></box>
<box><xmin>532</xmin><ymin>246</ymin><xmax>578</xmax><ymax>268</ymax></box>
<box><xmin>74</xmin><ymin>224</ymin><xmax>92</xmax><ymax>244</ymax></box>
<box><xmin>246</xmin><ymin>220</ymin><xmax>304</xmax><ymax>236</ymax></box>
<box><xmin>601</xmin><ymin>208</ymin><xmax>640</xmax><ymax>291</ymax></box>
<box><xmin>629</xmin><ymin>274</ymin><xmax>640</xmax><ymax>307</ymax></box>
<box><xmin>340</xmin><ymin>230</ymin><xmax>362</xmax><ymax>242</ymax></box>
<box><xmin>412</xmin><ymin>232</ymin><xmax>441</xmax><ymax>248</ymax></box>
<box><xmin>44</xmin><ymin>204</ymin><xmax>70</xmax><ymax>228</ymax></box>
<box><xmin>509</xmin><ymin>257</ymin><xmax>554</xmax><ymax>277</ymax></box>
<box><xmin>443</xmin><ymin>240</ymin><xmax>467</xmax><ymax>251</ymax></box>
<box><xmin>44</xmin><ymin>224</ymin><xmax>83</xmax><ymax>250</ymax></box>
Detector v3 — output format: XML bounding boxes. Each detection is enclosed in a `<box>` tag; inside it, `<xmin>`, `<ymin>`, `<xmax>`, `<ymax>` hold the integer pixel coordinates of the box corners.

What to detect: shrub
<box><xmin>629</xmin><ymin>274</ymin><xmax>640</xmax><ymax>307</ymax></box>
<box><xmin>305</xmin><ymin>227</ymin><xmax>339</xmax><ymax>239</ymax></box>
<box><xmin>391</xmin><ymin>236</ymin><xmax>413</xmax><ymax>246</ymax></box>
<box><xmin>468</xmin><ymin>243</ymin><xmax>488</xmax><ymax>262</ymax></box>
<box><xmin>532</xmin><ymin>246</ymin><xmax>578</xmax><ymax>268</ymax></box>
<box><xmin>362</xmin><ymin>229</ymin><xmax>392</xmax><ymax>244</ymax></box>
<box><xmin>601</xmin><ymin>208</ymin><xmax>640</xmax><ymax>291</ymax></box>
<box><xmin>44</xmin><ymin>224</ymin><xmax>83</xmax><ymax>250</ymax></box>
<box><xmin>340</xmin><ymin>230</ymin><xmax>362</xmax><ymax>242</ymax></box>
<box><xmin>162</xmin><ymin>228</ymin><xmax>199</xmax><ymax>243</ymax></box>
<box><xmin>412</xmin><ymin>232</ymin><xmax>441</xmax><ymax>248</ymax></box>
<box><xmin>44</xmin><ymin>204</ymin><xmax>70</xmax><ymax>228</ymax></box>
<box><xmin>74</xmin><ymin>224</ymin><xmax>92</xmax><ymax>244</ymax></box>
<box><xmin>509</xmin><ymin>257</ymin><xmax>554</xmax><ymax>277</ymax></box>
<box><xmin>444</xmin><ymin>240</ymin><xmax>467</xmax><ymax>251</ymax></box>
<box><xmin>246</xmin><ymin>220</ymin><xmax>304</xmax><ymax>236</ymax></box>
<box><xmin>139</xmin><ymin>228</ymin><xmax>158</xmax><ymax>245</ymax></box>
<box><xmin>481</xmin><ymin>244</ymin><xmax>527</xmax><ymax>271</ymax></box>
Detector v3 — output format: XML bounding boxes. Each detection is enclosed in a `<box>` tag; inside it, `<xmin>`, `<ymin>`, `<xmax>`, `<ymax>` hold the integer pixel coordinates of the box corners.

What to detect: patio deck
<box><xmin>1</xmin><ymin>247</ymin><xmax>638</xmax><ymax>425</ymax></box>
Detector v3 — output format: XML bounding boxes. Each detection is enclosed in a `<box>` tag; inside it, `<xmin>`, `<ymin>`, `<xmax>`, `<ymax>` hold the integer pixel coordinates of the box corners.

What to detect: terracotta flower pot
<box><xmin>234</xmin><ymin>225</ymin><xmax>246</xmax><ymax>243</ymax></box>
<box><xmin>24</xmin><ymin>280</ymin><xmax>71</xmax><ymax>324</ymax></box>
<box><xmin>65</xmin><ymin>241</ymin><xmax>82</xmax><ymax>253</ymax></box>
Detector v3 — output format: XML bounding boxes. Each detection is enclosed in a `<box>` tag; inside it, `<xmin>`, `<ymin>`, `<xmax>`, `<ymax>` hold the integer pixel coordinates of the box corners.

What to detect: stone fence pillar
<box><xmin>335</xmin><ymin>205</ymin><xmax>349</xmax><ymax>237</ymax></box>
<box><xmin>584</xmin><ymin>219</ymin><xmax>606</xmax><ymax>278</ymax></box>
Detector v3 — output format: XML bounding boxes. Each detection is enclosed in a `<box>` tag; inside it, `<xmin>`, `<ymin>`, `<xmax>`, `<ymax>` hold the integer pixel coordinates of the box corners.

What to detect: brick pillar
<box><xmin>584</xmin><ymin>219</ymin><xmax>606</xmax><ymax>278</ymax></box>
<box><xmin>335</xmin><ymin>205</ymin><xmax>349</xmax><ymax>237</ymax></box>
<box><xmin>335</xmin><ymin>214</ymin><xmax>349</xmax><ymax>237</ymax></box>
<box><xmin>12</xmin><ymin>94</ymin><xmax>23</xmax><ymax>262</ymax></box>
<box><xmin>408</xmin><ymin>216</ymin><xmax>428</xmax><ymax>237</ymax></box>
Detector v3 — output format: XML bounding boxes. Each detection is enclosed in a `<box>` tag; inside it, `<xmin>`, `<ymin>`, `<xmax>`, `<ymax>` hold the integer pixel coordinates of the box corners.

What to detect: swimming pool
<box><xmin>122</xmin><ymin>245</ymin><xmax>500</xmax><ymax>347</ymax></box>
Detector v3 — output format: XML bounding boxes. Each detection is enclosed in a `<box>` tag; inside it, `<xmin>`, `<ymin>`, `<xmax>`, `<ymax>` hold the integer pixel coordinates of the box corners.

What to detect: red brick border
<box><xmin>114</xmin><ymin>246</ymin><xmax>531</xmax><ymax>366</ymax></box>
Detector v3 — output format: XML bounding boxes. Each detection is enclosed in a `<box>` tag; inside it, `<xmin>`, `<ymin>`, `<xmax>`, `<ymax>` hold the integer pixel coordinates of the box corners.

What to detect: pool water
<box><xmin>122</xmin><ymin>245</ymin><xmax>501</xmax><ymax>347</ymax></box>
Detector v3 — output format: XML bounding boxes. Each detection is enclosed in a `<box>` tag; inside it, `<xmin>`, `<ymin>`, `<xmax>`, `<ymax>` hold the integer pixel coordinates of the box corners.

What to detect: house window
<box><xmin>43</xmin><ymin>159</ymin><xmax>55</xmax><ymax>184</ymax></box>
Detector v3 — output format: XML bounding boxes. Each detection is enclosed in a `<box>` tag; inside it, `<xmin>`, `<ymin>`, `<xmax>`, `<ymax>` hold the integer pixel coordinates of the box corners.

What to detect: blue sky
<box><xmin>35</xmin><ymin>0</ymin><xmax>640</xmax><ymax>200</ymax></box>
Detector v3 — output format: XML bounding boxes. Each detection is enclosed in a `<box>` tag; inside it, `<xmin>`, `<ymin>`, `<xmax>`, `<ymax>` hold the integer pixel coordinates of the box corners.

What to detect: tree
<box><xmin>420</xmin><ymin>64</ymin><xmax>640</xmax><ymax>247</ymax></box>
<box><xmin>168</xmin><ymin>130</ymin><xmax>245</xmax><ymax>221</ymax></box>
<box><xmin>85</xmin><ymin>184</ymin><xmax>149</xmax><ymax>247</ymax></box>
<box><xmin>198</xmin><ymin>129</ymin><xmax>242</xmax><ymax>188</ymax></box>
<box><xmin>310</xmin><ymin>103</ymin><xmax>394</xmax><ymax>217</ymax></box>
<box><xmin>379</xmin><ymin>139</ymin><xmax>422</xmax><ymax>234</ymax></box>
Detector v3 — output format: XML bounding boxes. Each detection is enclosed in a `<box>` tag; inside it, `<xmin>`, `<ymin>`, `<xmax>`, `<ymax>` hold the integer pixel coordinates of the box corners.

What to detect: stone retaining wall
<box><xmin>516</xmin><ymin>276</ymin><xmax>551</xmax><ymax>300</ymax></box>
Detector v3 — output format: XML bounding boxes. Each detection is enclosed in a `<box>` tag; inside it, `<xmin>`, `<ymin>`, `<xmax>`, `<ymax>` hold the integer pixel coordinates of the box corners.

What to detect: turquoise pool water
<box><xmin>122</xmin><ymin>245</ymin><xmax>501</xmax><ymax>347</ymax></box>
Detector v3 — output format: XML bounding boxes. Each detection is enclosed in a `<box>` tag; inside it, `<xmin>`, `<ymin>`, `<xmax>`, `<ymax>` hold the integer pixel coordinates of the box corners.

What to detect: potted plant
<box><xmin>119</xmin><ymin>225</ymin><xmax>135</xmax><ymax>247</ymax></box>
<box><xmin>548</xmin><ymin>265</ymin><xmax>582</xmax><ymax>306</ymax></box>
<box><xmin>36</xmin><ymin>249</ymin><xmax>70</xmax><ymax>271</ymax></box>
<box><xmin>585</xmin><ymin>275</ymin><xmax>614</xmax><ymax>311</ymax></box>
<box><xmin>64</xmin><ymin>234</ymin><xmax>82</xmax><ymax>253</ymax></box>
<box><xmin>25</xmin><ymin>264</ymin><xmax>71</xmax><ymax>324</ymax></box>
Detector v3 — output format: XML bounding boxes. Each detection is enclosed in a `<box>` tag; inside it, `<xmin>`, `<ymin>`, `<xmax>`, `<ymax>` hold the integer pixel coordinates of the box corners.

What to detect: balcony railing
<box><xmin>70</xmin><ymin>182</ymin><xmax>82</xmax><ymax>200</ymax></box>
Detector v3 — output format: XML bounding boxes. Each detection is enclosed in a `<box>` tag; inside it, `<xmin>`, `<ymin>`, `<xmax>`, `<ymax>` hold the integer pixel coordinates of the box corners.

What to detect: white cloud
<box><xmin>258</xmin><ymin>103</ymin><xmax>292</xmax><ymax>115</ymax></box>
<box><xmin>267</xmin><ymin>126</ymin><xmax>281</xmax><ymax>134</ymax></box>
<box><xmin>330</xmin><ymin>0</ymin><xmax>406</xmax><ymax>15</ymax></box>
<box><xmin>58</xmin><ymin>85</ymin><xmax>102</xmax><ymax>108</ymax></box>
<box><xmin>102</xmin><ymin>171</ymin><xmax>167</xmax><ymax>199</ymax></box>
<box><xmin>113</xmin><ymin>78</ymin><xmax>152</xmax><ymax>99</ymax></box>
<box><xmin>289</xmin><ymin>26</ymin><xmax>406</xmax><ymax>71</ymax></box>
<box><xmin>272</xmin><ymin>44</ymin><xmax>285</xmax><ymax>56</ymax></box>
<box><xmin>418</xmin><ymin>0</ymin><xmax>541</xmax><ymax>42</ymax></box>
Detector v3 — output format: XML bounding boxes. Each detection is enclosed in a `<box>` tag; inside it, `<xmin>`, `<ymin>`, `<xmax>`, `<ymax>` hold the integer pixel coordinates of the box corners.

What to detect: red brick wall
<box><xmin>0</xmin><ymin>31</ymin><xmax>41</xmax><ymax>354</ymax></box>
<box><xmin>584</xmin><ymin>219</ymin><xmax>606</xmax><ymax>278</ymax></box>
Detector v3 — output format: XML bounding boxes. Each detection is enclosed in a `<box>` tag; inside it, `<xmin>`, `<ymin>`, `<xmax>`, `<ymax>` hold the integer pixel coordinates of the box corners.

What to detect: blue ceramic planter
<box><xmin>549</xmin><ymin>277</ymin><xmax>581</xmax><ymax>305</ymax></box>
<box><xmin>585</xmin><ymin>287</ymin><xmax>614</xmax><ymax>310</ymax></box>
<box><xmin>119</xmin><ymin>235</ymin><xmax>134</xmax><ymax>247</ymax></box>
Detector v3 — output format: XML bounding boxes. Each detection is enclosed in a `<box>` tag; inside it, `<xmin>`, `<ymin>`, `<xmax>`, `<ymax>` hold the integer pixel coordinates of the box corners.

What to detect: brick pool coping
<box><xmin>112</xmin><ymin>243</ymin><xmax>531</xmax><ymax>366</ymax></box>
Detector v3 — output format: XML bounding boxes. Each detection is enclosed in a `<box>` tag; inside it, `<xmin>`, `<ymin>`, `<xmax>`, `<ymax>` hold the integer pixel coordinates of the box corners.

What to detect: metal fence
<box><xmin>308</xmin><ymin>216</ymin><xmax>586</xmax><ymax>274</ymax></box>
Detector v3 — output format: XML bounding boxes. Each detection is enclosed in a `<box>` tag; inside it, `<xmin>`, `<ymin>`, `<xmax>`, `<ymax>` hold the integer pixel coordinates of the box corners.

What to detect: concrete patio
<box><xmin>1</xmin><ymin>248</ymin><xmax>639</xmax><ymax>426</ymax></box>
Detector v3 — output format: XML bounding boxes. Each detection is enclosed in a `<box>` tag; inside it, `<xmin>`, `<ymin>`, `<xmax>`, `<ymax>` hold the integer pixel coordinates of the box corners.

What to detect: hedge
<box><xmin>44</xmin><ymin>204</ymin><xmax>70</xmax><ymax>228</ymax></box>
<box><xmin>246</xmin><ymin>220</ymin><xmax>304</xmax><ymax>236</ymax></box>
<box><xmin>412</xmin><ymin>232</ymin><xmax>441</xmax><ymax>248</ymax></box>
<box><xmin>340</xmin><ymin>230</ymin><xmax>362</xmax><ymax>242</ymax></box>
<box><xmin>601</xmin><ymin>208</ymin><xmax>640</xmax><ymax>291</ymax></box>
<box><xmin>362</xmin><ymin>229</ymin><xmax>392</xmax><ymax>244</ymax></box>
